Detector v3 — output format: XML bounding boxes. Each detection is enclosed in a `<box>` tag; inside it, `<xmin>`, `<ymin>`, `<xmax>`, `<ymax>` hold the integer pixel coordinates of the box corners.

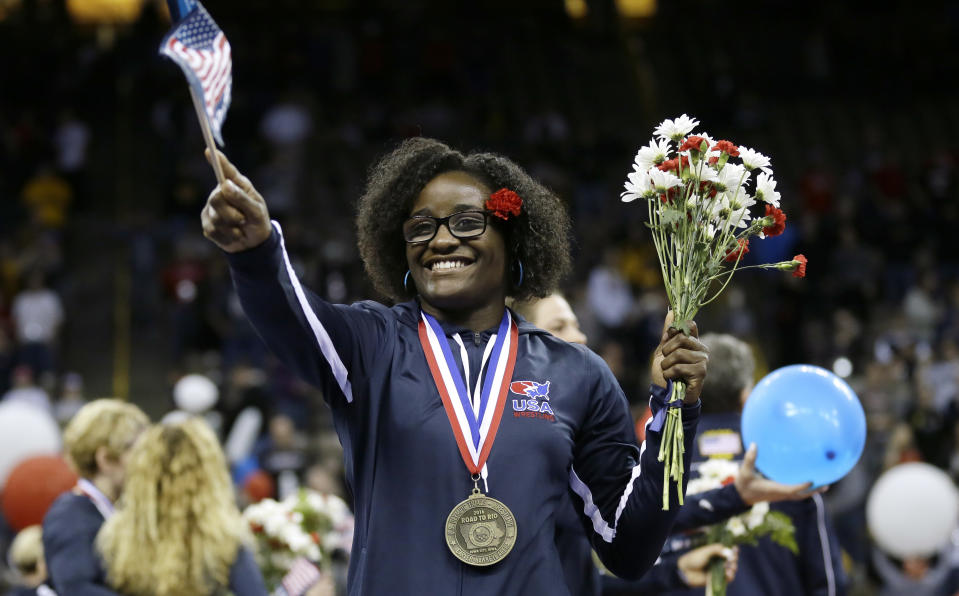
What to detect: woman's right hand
<box><xmin>677</xmin><ymin>543</ymin><xmax>737</xmax><ymax>587</ymax></box>
<box><xmin>201</xmin><ymin>150</ymin><xmax>273</xmax><ymax>253</ymax></box>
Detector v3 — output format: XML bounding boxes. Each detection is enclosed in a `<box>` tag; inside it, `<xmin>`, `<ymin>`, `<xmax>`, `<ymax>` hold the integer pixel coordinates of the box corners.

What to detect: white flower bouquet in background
<box><xmin>242</xmin><ymin>489</ymin><xmax>354</xmax><ymax>591</ymax></box>
<box><xmin>687</xmin><ymin>459</ymin><xmax>797</xmax><ymax>596</ymax></box>
<box><xmin>622</xmin><ymin>115</ymin><xmax>808</xmax><ymax>509</ymax></box>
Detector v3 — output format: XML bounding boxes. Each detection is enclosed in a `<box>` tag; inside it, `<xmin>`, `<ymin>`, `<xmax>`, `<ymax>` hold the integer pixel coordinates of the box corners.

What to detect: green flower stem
<box><xmin>658</xmin><ymin>380</ymin><xmax>687</xmax><ymax>509</ymax></box>
<box><xmin>709</xmin><ymin>556</ymin><xmax>727</xmax><ymax>596</ymax></box>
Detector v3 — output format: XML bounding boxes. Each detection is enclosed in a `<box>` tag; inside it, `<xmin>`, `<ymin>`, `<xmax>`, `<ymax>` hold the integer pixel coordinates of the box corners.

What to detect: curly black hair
<box><xmin>357</xmin><ymin>137</ymin><xmax>572</xmax><ymax>303</ymax></box>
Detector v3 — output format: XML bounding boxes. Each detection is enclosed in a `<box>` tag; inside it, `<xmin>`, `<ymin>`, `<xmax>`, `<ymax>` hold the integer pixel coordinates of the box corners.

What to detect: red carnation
<box><xmin>763</xmin><ymin>205</ymin><xmax>786</xmax><ymax>237</ymax></box>
<box><xmin>714</xmin><ymin>140</ymin><xmax>739</xmax><ymax>156</ymax></box>
<box><xmin>657</xmin><ymin>155</ymin><xmax>690</xmax><ymax>173</ymax></box>
<box><xmin>679</xmin><ymin>135</ymin><xmax>708</xmax><ymax>153</ymax></box>
<box><xmin>699</xmin><ymin>180</ymin><xmax>718</xmax><ymax>199</ymax></box>
<box><xmin>725</xmin><ymin>238</ymin><xmax>750</xmax><ymax>262</ymax></box>
<box><xmin>792</xmin><ymin>254</ymin><xmax>808</xmax><ymax>278</ymax></box>
<box><xmin>708</xmin><ymin>156</ymin><xmax>719</xmax><ymax>165</ymax></box>
<box><xmin>485</xmin><ymin>188</ymin><xmax>523</xmax><ymax>220</ymax></box>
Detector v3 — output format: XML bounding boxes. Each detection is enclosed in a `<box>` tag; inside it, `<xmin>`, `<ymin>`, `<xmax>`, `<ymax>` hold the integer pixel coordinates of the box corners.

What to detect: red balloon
<box><xmin>1</xmin><ymin>455</ymin><xmax>78</xmax><ymax>531</ymax></box>
<box><xmin>243</xmin><ymin>469</ymin><xmax>275</xmax><ymax>503</ymax></box>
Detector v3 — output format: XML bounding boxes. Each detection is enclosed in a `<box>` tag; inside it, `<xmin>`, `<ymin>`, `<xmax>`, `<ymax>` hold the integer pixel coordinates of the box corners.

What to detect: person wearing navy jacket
<box><xmin>200</xmin><ymin>139</ymin><xmax>709</xmax><ymax>596</ymax></box>
<box><xmin>655</xmin><ymin>333</ymin><xmax>847</xmax><ymax>596</ymax></box>
<box><xmin>42</xmin><ymin>399</ymin><xmax>149</xmax><ymax>596</ymax></box>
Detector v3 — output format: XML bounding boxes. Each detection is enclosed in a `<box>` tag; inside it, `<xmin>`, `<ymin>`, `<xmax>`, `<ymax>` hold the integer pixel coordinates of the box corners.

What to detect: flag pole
<box><xmin>189</xmin><ymin>86</ymin><xmax>225</xmax><ymax>184</ymax></box>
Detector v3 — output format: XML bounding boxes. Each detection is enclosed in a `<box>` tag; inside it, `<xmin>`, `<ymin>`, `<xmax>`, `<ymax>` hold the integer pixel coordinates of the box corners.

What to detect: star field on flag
<box><xmin>159</xmin><ymin>2</ymin><xmax>232</xmax><ymax>146</ymax></box>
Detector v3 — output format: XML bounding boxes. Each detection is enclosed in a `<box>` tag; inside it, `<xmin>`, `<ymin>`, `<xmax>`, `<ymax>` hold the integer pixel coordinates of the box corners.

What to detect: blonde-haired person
<box><xmin>42</xmin><ymin>398</ymin><xmax>149</xmax><ymax>596</ymax></box>
<box><xmin>96</xmin><ymin>417</ymin><xmax>267</xmax><ymax>596</ymax></box>
<box><xmin>6</xmin><ymin>525</ymin><xmax>55</xmax><ymax>596</ymax></box>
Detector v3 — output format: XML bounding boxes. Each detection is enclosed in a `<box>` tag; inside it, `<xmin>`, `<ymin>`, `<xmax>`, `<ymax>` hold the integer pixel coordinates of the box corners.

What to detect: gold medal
<box><xmin>419</xmin><ymin>312</ymin><xmax>520</xmax><ymax>567</ymax></box>
<box><xmin>445</xmin><ymin>487</ymin><xmax>517</xmax><ymax>566</ymax></box>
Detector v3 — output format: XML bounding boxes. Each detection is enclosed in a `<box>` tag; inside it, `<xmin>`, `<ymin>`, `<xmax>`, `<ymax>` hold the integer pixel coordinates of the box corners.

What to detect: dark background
<box><xmin>1</xmin><ymin>1</ymin><xmax>958</xmax><ymax>593</ymax></box>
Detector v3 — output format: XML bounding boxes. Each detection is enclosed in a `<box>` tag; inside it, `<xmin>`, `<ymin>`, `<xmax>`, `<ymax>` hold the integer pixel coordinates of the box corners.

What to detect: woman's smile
<box><xmin>406</xmin><ymin>171</ymin><xmax>508</xmax><ymax>327</ymax></box>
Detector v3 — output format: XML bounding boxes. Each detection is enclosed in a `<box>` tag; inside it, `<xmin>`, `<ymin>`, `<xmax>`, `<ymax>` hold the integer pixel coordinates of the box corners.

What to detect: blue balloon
<box><xmin>741</xmin><ymin>364</ymin><xmax>866</xmax><ymax>487</ymax></box>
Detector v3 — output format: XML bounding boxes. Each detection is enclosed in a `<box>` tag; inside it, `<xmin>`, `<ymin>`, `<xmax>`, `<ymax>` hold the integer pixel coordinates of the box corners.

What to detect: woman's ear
<box><xmin>94</xmin><ymin>445</ymin><xmax>116</xmax><ymax>474</ymax></box>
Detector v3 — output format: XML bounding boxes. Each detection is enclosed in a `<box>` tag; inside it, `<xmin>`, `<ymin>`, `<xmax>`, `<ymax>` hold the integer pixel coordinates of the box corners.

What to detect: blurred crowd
<box><xmin>1</xmin><ymin>0</ymin><xmax>958</xmax><ymax>594</ymax></box>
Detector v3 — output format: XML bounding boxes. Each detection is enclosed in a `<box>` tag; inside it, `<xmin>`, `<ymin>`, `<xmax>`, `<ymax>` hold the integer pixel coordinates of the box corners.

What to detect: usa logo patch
<box><xmin>510</xmin><ymin>381</ymin><xmax>555</xmax><ymax>420</ymax></box>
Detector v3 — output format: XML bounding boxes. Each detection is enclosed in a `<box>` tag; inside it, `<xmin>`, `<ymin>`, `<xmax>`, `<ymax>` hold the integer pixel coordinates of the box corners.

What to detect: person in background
<box><xmin>657</xmin><ymin>333</ymin><xmax>846</xmax><ymax>596</ymax></box>
<box><xmin>42</xmin><ymin>399</ymin><xmax>149</xmax><ymax>596</ymax></box>
<box><xmin>6</xmin><ymin>525</ymin><xmax>55</xmax><ymax>596</ymax></box>
<box><xmin>515</xmin><ymin>293</ymin><xmax>738</xmax><ymax>595</ymax></box>
<box><xmin>96</xmin><ymin>417</ymin><xmax>267</xmax><ymax>596</ymax></box>
<box><xmin>256</xmin><ymin>413</ymin><xmax>309</xmax><ymax>500</ymax></box>
<box><xmin>53</xmin><ymin>372</ymin><xmax>86</xmax><ymax>425</ymax></box>
<box><xmin>10</xmin><ymin>271</ymin><xmax>63</xmax><ymax>378</ymax></box>
<box><xmin>1</xmin><ymin>365</ymin><xmax>51</xmax><ymax>413</ymax></box>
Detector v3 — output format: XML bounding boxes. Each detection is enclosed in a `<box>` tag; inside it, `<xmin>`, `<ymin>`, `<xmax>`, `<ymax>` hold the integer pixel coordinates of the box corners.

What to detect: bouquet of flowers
<box><xmin>242</xmin><ymin>489</ymin><xmax>354</xmax><ymax>591</ymax></box>
<box><xmin>622</xmin><ymin>114</ymin><xmax>808</xmax><ymax>509</ymax></box>
<box><xmin>686</xmin><ymin>459</ymin><xmax>797</xmax><ymax>596</ymax></box>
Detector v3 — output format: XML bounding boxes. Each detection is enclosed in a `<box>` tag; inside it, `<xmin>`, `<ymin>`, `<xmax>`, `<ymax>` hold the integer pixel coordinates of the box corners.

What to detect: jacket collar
<box><xmin>392</xmin><ymin>299</ymin><xmax>546</xmax><ymax>336</ymax></box>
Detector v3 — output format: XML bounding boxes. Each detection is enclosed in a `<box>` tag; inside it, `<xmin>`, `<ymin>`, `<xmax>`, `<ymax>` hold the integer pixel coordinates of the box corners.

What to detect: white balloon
<box><xmin>0</xmin><ymin>401</ymin><xmax>62</xmax><ymax>489</ymax></box>
<box><xmin>866</xmin><ymin>462</ymin><xmax>959</xmax><ymax>558</ymax></box>
<box><xmin>173</xmin><ymin>374</ymin><xmax>219</xmax><ymax>413</ymax></box>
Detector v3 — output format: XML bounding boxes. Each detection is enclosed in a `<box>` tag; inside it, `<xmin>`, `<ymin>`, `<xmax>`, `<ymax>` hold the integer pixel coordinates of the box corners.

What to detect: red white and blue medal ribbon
<box><xmin>418</xmin><ymin>310</ymin><xmax>518</xmax><ymax>488</ymax></box>
<box><xmin>76</xmin><ymin>478</ymin><xmax>115</xmax><ymax>519</ymax></box>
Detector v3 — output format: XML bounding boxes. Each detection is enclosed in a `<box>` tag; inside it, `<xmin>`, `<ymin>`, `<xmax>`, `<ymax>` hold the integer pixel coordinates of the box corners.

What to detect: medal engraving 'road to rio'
<box><xmin>445</xmin><ymin>492</ymin><xmax>517</xmax><ymax>566</ymax></box>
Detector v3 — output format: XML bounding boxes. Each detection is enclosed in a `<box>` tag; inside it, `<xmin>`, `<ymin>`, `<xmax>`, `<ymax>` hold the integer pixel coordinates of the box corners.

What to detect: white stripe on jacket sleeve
<box><xmin>274</xmin><ymin>221</ymin><xmax>353</xmax><ymax>403</ymax></box>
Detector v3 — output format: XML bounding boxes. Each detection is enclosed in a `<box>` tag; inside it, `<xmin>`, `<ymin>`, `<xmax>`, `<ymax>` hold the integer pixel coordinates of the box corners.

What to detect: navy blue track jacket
<box><xmin>42</xmin><ymin>493</ymin><xmax>119</xmax><ymax>596</ymax></box>
<box><xmin>227</xmin><ymin>225</ymin><xmax>702</xmax><ymax>596</ymax></box>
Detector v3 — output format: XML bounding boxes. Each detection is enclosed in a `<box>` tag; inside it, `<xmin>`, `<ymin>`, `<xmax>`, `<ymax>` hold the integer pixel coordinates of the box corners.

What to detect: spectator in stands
<box><xmin>96</xmin><ymin>417</ymin><xmax>267</xmax><ymax>596</ymax></box>
<box><xmin>10</xmin><ymin>271</ymin><xmax>63</xmax><ymax>378</ymax></box>
<box><xmin>6</xmin><ymin>525</ymin><xmax>54</xmax><ymax>596</ymax></box>
<box><xmin>43</xmin><ymin>399</ymin><xmax>149</xmax><ymax>595</ymax></box>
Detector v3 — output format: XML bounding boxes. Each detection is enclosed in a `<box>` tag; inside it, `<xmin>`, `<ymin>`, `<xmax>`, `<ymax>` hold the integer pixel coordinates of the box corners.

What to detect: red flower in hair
<box><xmin>763</xmin><ymin>205</ymin><xmax>786</xmax><ymax>237</ymax></box>
<box><xmin>486</xmin><ymin>188</ymin><xmax>523</xmax><ymax>220</ymax></box>
<box><xmin>714</xmin><ymin>140</ymin><xmax>739</xmax><ymax>156</ymax></box>
<box><xmin>792</xmin><ymin>254</ymin><xmax>808</xmax><ymax>278</ymax></box>
<box><xmin>679</xmin><ymin>135</ymin><xmax>708</xmax><ymax>152</ymax></box>
<box><xmin>725</xmin><ymin>238</ymin><xmax>750</xmax><ymax>262</ymax></box>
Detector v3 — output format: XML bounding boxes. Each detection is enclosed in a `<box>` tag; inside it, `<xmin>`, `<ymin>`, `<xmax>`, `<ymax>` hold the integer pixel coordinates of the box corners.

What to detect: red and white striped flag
<box><xmin>280</xmin><ymin>557</ymin><xmax>322</xmax><ymax>596</ymax></box>
<box><xmin>159</xmin><ymin>1</ymin><xmax>232</xmax><ymax>146</ymax></box>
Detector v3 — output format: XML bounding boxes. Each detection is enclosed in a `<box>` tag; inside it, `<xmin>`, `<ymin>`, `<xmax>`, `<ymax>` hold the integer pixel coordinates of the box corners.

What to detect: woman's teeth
<box><xmin>432</xmin><ymin>260</ymin><xmax>467</xmax><ymax>271</ymax></box>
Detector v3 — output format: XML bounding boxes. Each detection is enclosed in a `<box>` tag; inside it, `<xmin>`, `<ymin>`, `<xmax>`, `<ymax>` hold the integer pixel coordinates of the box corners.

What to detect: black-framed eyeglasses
<box><xmin>402</xmin><ymin>210</ymin><xmax>490</xmax><ymax>244</ymax></box>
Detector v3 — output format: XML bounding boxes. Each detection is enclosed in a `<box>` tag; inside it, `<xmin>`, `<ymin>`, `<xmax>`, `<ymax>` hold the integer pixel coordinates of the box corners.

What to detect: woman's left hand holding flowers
<box><xmin>651</xmin><ymin>312</ymin><xmax>709</xmax><ymax>404</ymax></box>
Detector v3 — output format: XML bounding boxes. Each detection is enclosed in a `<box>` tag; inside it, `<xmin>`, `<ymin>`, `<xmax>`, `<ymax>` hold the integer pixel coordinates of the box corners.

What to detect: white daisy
<box><xmin>754</xmin><ymin>172</ymin><xmax>781</xmax><ymax>208</ymax></box>
<box><xmin>648</xmin><ymin>168</ymin><xmax>682</xmax><ymax>191</ymax></box>
<box><xmin>746</xmin><ymin>502</ymin><xmax>770</xmax><ymax>530</ymax></box>
<box><xmin>632</xmin><ymin>137</ymin><xmax>672</xmax><ymax>172</ymax></box>
<box><xmin>621</xmin><ymin>171</ymin><xmax>654</xmax><ymax>202</ymax></box>
<box><xmin>694</xmin><ymin>163</ymin><xmax>720</xmax><ymax>185</ymax></box>
<box><xmin>654</xmin><ymin>114</ymin><xmax>700</xmax><ymax>141</ymax></box>
<box><xmin>721</xmin><ymin>195</ymin><xmax>753</xmax><ymax>228</ymax></box>
<box><xmin>738</xmin><ymin>146</ymin><xmax>772</xmax><ymax>173</ymax></box>
<box><xmin>727</xmin><ymin>516</ymin><xmax>747</xmax><ymax>537</ymax></box>
<box><xmin>715</xmin><ymin>162</ymin><xmax>750</xmax><ymax>194</ymax></box>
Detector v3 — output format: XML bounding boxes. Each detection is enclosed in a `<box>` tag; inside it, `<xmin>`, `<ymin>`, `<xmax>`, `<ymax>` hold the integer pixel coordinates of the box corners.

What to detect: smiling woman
<box><xmin>357</xmin><ymin>137</ymin><xmax>571</xmax><ymax>308</ymax></box>
<box><xmin>199</xmin><ymin>137</ymin><xmax>708</xmax><ymax>596</ymax></box>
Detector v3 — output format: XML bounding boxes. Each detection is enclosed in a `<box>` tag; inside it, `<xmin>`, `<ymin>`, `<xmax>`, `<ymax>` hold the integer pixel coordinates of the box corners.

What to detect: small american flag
<box><xmin>159</xmin><ymin>1</ymin><xmax>232</xmax><ymax>146</ymax></box>
<box><xmin>280</xmin><ymin>557</ymin><xmax>323</xmax><ymax>596</ymax></box>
